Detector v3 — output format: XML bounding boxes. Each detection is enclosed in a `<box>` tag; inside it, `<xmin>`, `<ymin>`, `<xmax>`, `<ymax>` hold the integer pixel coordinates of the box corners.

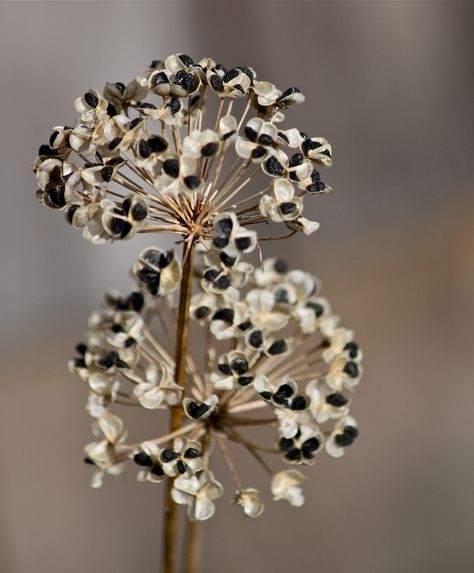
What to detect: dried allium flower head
<box><xmin>71</xmin><ymin>238</ymin><xmax>362</xmax><ymax>518</ymax></box>
<box><xmin>32</xmin><ymin>53</ymin><xmax>333</xmax><ymax>248</ymax></box>
<box><xmin>33</xmin><ymin>54</ymin><xmax>361</xmax><ymax>572</ymax></box>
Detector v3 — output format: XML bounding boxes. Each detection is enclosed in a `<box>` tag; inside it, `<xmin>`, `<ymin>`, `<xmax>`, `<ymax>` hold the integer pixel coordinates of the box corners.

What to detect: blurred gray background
<box><xmin>1</xmin><ymin>1</ymin><xmax>473</xmax><ymax>572</ymax></box>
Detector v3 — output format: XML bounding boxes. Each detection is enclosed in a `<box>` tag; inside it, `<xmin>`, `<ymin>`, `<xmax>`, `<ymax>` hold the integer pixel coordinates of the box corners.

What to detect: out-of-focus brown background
<box><xmin>1</xmin><ymin>1</ymin><xmax>473</xmax><ymax>572</ymax></box>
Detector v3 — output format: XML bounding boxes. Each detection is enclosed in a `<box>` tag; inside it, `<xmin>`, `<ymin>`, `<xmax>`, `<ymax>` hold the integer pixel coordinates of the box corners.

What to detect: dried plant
<box><xmin>32</xmin><ymin>54</ymin><xmax>362</xmax><ymax>573</ymax></box>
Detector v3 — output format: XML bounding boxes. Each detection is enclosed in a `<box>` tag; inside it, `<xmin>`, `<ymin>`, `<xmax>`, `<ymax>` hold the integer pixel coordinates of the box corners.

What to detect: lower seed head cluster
<box><xmin>72</xmin><ymin>220</ymin><xmax>362</xmax><ymax>520</ymax></box>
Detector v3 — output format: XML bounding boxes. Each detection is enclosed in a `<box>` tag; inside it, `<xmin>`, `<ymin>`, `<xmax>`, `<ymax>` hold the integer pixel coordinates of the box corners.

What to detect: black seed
<box><xmin>137</xmin><ymin>269</ymin><xmax>160</xmax><ymax>294</ymax></box>
<box><xmin>258</xmin><ymin>133</ymin><xmax>273</xmax><ymax>146</ymax></box>
<box><xmin>204</xmin><ymin>269</ymin><xmax>220</xmax><ymax>282</ymax></box>
<box><xmin>127</xmin><ymin>291</ymin><xmax>144</xmax><ymax>311</ymax></box>
<box><xmin>223</xmin><ymin>129</ymin><xmax>236</xmax><ymax>141</ymax></box>
<box><xmin>109</xmin><ymin>217</ymin><xmax>130</xmax><ymax>238</ymax></box>
<box><xmin>277</xmin><ymin>131</ymin><xmax>289</xmax><ymax>144</ymax></box>
<box><xmin>134</xmin><ymin>452</ymin><xmax>153</xmax><ymax>466</ymax></box>
<box><xmin>213</xmin><ymin>308</ymin><xmax>234</xmax><ymax>324</ymax></box>
<box><xmin>275</xmin><ymin>288</ymin><xmax>289</xmax><ymax>304</ymax></box>
<box><xmin>75</xmin><ymin>343</ymin><xmax>87</xmax><ymax>355</ymax></box>
<box><xmin>98</xmin><ymin>351</ymin><xmax>119</xmax><ymax>369</ymax></box>
<box><xmin>151</xmin><ymin>464</ymin><xmax>165</xmax><ymax>477</ymax></box>
<box><xmin>108</xmin><ymin>137</ymin><xmax>122</xmax><ymax>150</ymax></box>
<box><xmin>321</xmin><ymin>149</ymin><xmax>331</xmax><ymax>158</ymax></box>
<box><xmin>230</xmin><ymin>357</ymin><xmax>248</xmax><ymax>375</ymax></box>
<box><xmin>201</xmin><ymin>142</ymin><xmax>218</xmax><ymax>157</ymax></box>
<box><xmin>272</xmin><ymin>391</ymin><xmax>288</xmax><ymax>407</ymax></box>
<box><xmin>302</xmin><ymin>437</ymin><xmax>320</xmax><ymax>456</ymax></box>
<box><xmin>139</xmin><ymin>102</ymin><xmax>157</xmax><ymax>110</ymax></box>
<box><xmin>115</xmin><ymin>358</ymin><xmax>129</xmax><ymax>369</ymax></box>
<box><xmin>259</xmin><ymin>391</ymin><xmax>272</xmax><ymax>401</ymax></box>
<box><xmin>74</xmin><ymin>357</ymin><xmax>86</xmax><ymax>369</ymax></box>
<box><xmin>122</xmin><ymin>197</ymin><xmax>132</xmax><ymax>214</ymax></box>
<box><xmin>167</xmin><ymin>98</ymin><xmax>181</xmax><ymax>114</ymax></box>
<box><xmin>326</xmin><ymin>393</ymin><xmax>348</xmax><ymax>407</ymax></box>
<box><xmin>152</xmin><ymin>71</ymin><xmax>169</xmax><ymax>86</ymax></box>
<box><xmin>139</xmin><ymin>139</ymin><xmax>151</xmax><ymax>158</ymax></box>
<box><xmin>343</xmin><ymin>361</ymin><xmax>359</xmax><ymax>379</ymax></box>
<box><xmin>335</xmin><ymin>426</ymin><xmax>359</xmax><ymax>447</ymax></box>
<box><xmin>344</xmin><ymin>342</ymin><xmax>359</xmax><ymax>359</ymax></box>
<box><xmin>268</xmin><ymin>339</ymin><xmax>287</xmax><ymax>355</ymax></box>
<box><xmin>38</xmin><ymin>144</ymin><xmax>58</xmax><ymax>156</ymax></box>
<box><xmin>124</xmin><ymin>337</ymin><xmax>135</xmax><ymax>348</ymax></box>
<box><xmin>220</xmin><ymin>252</ymin><xmax>236</xmax><ymax>268</ymax></box>
<box><xmin>177</xmin><ymin>460</ymin><xmax>186</xmax><ymax>474</ymax></box>
<box><xmin>161</xmin><ymin>449</ymin><xmax>179</xmax><ymax>463</ymax></box>
<box><xmin>306</xmin><ymin>301</ymin><xmax>324</xmax><ymax>318</ymax></box>
<box><xmin>251</xmin><ymin>146</ymin><xmax>267</xmax><ymax>159</ymax></box>
<box><xmin>106</xmin><ymin>102</ymin><xmax>118</xmax><ymax>117</ymax></box>
<box><xmin>84</xmin><ymin>457</ymin><xmax>95</xmax><ymax>465</ymax></box>
<box><xmin>44</xmin><ymin>185</ymin><xmax>66</xmax><ymax>209</ymax></box>
<box><xmin>129</xmin><ymin>117</ymin><xmax>143</xmax><ymax>129</ymax></box>
<box><xmin>277</xmin><ymin>383</ymin><xmax>294</xmax><ymax>398</ymax></box>
<box><xmin>109</xmin><ymin>156</ymin><xmax>124</xmax><ymax>167</ymax></box>
<box><xmin>213</xmin><ymin>236</ymin><xmax>229</xmax><ymax>249</ymax></box>
<box><xmin>131</xmin><ymin>202</ymin><xmax>148</xmax><ymax>221</ymax></box>
<box><xmin>174</xmin><ymin>70</ymin><xmax>197</xmax><ymax>93</ymax></box>
<box><xmin>248</xmin><ymin>330</ymin><xmax>263</xmax><ymax>348</ymax></box>
<box><xmin>184</xmin><ymin>447</ymin><xmax>200</xmax><ymax>459</ymax></box>
<box><xmin>148</xmin><ymin>135</ymin><xmax>168</xmax><ymax>153</ymax></box>
<box><xmin>289</xmin><ymin>153</ymin><xmax>304</xmax><ymax>167</ymax></box>
<box><xmin>210</xmin><ymin>74</ymin><xmax>224</xmax><ymax>92</ymax></box>
<box><xmin>279</xmin><ymin>437</ymin><xmax>294</xmax><ymax>452</ymax></box>
<box><xmin>274</xmin><ymin>259</ymin><xmax>287</xmax><ymax>273</ymax></box>
<box><xmin>159</xmin><ymin>250</ymin><xmax>174</xmax><ymax>269</ymax></box>
<box><xmin>49</xmin><ymin>130</ymin><xmax>59</xmax><ymax>147</ymax></box>
<box><xmin>280</xmin><ymin>202</ymin><xmax>297</xmax><ymax>215</ymax></box>
<box><xmin>218</xmin><ymin>363</ymin><xmax>233</xmax><ymax>375</ymax></box>
<box><xmin>278</xmin><ymin>87</ymin><xmax>301</xmax><ymax>102</ymax></box>
<box><xmin>195</xmin><ymin>306</ymin><xmax>209</xmax><ymax>320</ymax></box>
<box><xmin>237</xmin><ymin>376</ymin><xmax>254</xmax><ymax>386</ymax></box>
<box><xmin>84</xmin><ymin>91</ymin><xmax>98</xmax><ymax>108</ymax></box>
<box><xmin>238</xmin><ymin>67</ymin><xmax>254</xmax><ymax>81</ymax></box>
<box><xmin>223</xmin><ymin>68</ymin><xmax>239</xmax><ymax>82</ymax></box>
<box><xmin>111</xmin><ymin>324</ymin><xmax>123</xmax><ymax>333</ymax></box>
<box><xmin>291</xmin><ymin>395</ymin><xmax>308</xmax><ymax>410</ymax></box>
<box><xmin>308</xmin><ymin>179</ymin><xmax>327</xmax><ymax>194</ymax></box>
<box><xmin>216</xmin><ymin>216</ymin><xmax>233</xmax><ymax>236</ymax></box>
<box><xmin>101</xmin><ymin>166</ymin><xmax>113</xmax><ymax>182</ymax></box>
<box><xmin>265</xmin><ymin>156</ymin><xmax>285</xmax><ymax>176</ymax></box>
<box><xmin>114</xmin><ymin>81</ymin><xmax>126</xmax><ymax>94</ymax></box>
<box><xmin>302</xmin><ymin>138</ymin><xmax>323</xmax><ymax>156</ymax></box>
<box><xmin>237</xmin><ymin>320</ymin><xmax>252</xmax><ymax>331</ymax></box>
<box><xmin>214</xmin><ymin>275</ymin><xmax>231</xmax><ymax>290</ymax></box>
<box><xmin>184</xmin><ymin>175</ymin><xmax>201</xmax><ymax>190</ymax></box>
<box><xmin>285</xmin><ymin>448</ymin><xmax>302</xmax><ymax>461</ymax></box>
<box><xmin>163</xmin><ymin>158</ymin><xmax>180</xmax><ymax>178</ymax></box>
<box><xmin>143</xmin><ymin>248</ymin><xmax>163</xmax><ymax>268</ymax></box>
<box><xmin>235</xmin><ymin>236</ymin><xmax>252</xmax><ymax>252</ymax></box>
<box><xmin>179</xmin><ymin>54</ymin><xmax>194</xmax><ymax>67</ymax></box>
<box><xmin>244</xmin><ymin>126</ymin><xmax>258</xmax><ymax>142</ymax></box>
<box><xmin>187</xmin><ymin>401</ymin><xmax>210</xmax><ymax>419</ymax></box>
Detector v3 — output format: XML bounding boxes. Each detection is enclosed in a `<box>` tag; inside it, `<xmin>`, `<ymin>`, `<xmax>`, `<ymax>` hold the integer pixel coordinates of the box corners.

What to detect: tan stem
<box><xmin>183</xmin><ymin>521</ymin><xmax>202</xmax><ymax>573</ymax></box>
<box><xmin>162</xmin><ymin>241</ymin><xmax>196</xmax><ymax>573</ymax></box>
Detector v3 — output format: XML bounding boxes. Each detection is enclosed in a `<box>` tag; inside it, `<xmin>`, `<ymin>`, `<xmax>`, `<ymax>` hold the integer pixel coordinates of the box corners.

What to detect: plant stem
<box><xmin>162</xmin><ymin>240</ymin><xmax>196</xmax><ymax>573</ymax></box>
<box><xmin>183</xmin><ymin>521</ymin><xmax>202</xmax><ymax>573</ymax></box>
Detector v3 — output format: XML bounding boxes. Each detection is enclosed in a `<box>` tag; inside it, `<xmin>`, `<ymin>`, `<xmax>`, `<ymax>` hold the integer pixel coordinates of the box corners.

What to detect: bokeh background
<box><xmin>1</xmin><ymin>1</ymin><xmax>473</xmax><ymax>572</ymax></box>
